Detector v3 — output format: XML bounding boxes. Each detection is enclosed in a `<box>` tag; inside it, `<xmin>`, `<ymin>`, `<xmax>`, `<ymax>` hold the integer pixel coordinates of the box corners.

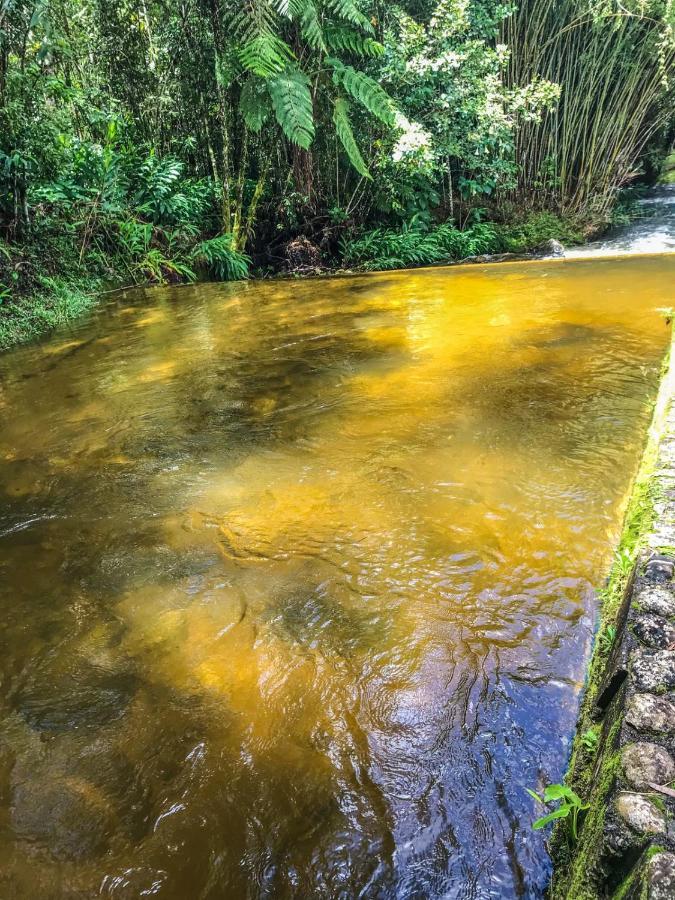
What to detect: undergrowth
<box><xmin>340</xmin><ymin>212</ymin><xmax>583</xmax><ymax>272</ymax></box>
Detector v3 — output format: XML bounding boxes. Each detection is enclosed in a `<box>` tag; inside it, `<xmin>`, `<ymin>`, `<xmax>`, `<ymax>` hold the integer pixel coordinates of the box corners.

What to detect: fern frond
<box><xmin>239</xmin><ymin>77</ymin><xmax>272</xmax><ymax>132</ymax></box>
<box><xmin>232</xmin><ymin>0</ymin><xmax>294</xmax><ymax>77</ymax></box>
<box><xmin>268</xmin><ymin>71</ymin><xmax>315</xmax><ymax>148</ymax></box>
<box><xmin>231</xmin><ymin>0</ymin><xmax>277</xmax><ymax>43</ymax></box>
<box><xmin>327</xmin><ymin>58</ymin><xmax>395</xmax><ymax>126</ymax></box>
<box><xmin>324</xmin><ymin>0</ymin><xmax>373</xmax><ymax>33</ymax></box>
<box><xmin>238</xmin><ymin>33</ymin><xmax>294</xmax><ymax>77</ymax></box>
<box><xmin>324</xmin><ymin>25</ymin><xmax>384</xmax><ymax>57</ymax></box>
<box><xmin>299</xmin><ymin>2</ymin><xmax>325</xmax><ymax>49</ymax></box>
<box><xmin>272</xmin><ymin>0</ymin><xmax>325</xmax><ymax>49</ymax></box>
<box><xmin>333</xmin><ymin>98</ymin><xmax>371</xmax><ymax>179</ymax></box>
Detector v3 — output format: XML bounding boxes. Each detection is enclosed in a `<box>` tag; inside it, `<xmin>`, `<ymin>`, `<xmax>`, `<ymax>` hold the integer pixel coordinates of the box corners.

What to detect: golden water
<box><xmin>0</xmin><ymin>256</ymin><xmax>673</xmax><ymax>898</ymax></box>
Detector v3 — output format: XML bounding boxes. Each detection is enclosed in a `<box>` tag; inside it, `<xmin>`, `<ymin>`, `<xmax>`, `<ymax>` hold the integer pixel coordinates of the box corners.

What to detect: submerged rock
<box><xmin>622</xmin><ymin>742</ymin><xmax>675</xmax><ymax>790</ymax></box>
<box><xmin>16</xmin><ymin>661</ymin><xmax>138</xmax><ymax>733</ymax></box>
<box><xmin>11</xmin><ymin>772</ymin><xmax>115</xmax><ymax>860</ymax></box>
<box><xmin>615</xmin><ymin>793</ymin><xmax>667</xmax><ymax>835</ymax></box>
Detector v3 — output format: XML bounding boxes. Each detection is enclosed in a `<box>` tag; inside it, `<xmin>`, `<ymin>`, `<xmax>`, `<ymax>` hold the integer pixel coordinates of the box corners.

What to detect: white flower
<box><xmin>392</xmin><ymin>114</ymin><xmax>434</xmax><ymax>163</ymax></box>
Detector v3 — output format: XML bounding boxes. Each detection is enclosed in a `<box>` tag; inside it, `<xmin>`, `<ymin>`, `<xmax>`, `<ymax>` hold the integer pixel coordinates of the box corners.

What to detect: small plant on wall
<box><xmin>527</xmin><ymin>784</ymin><xmax>589</xmax><ymax>841</ymax></box>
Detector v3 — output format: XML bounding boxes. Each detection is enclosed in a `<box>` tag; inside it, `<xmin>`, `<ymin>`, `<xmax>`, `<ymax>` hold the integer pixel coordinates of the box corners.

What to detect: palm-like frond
<box><xmin>333</xmin><ymin>97</ymin><xmax>371</xmax><ymax>178</ymax></box>
<box><xmin>268</xmin><ymin>70</ymin><xmax>315</xmax><ymax>148</ymax></box>
<box><xmin>327</xmin><ymin>58</ymin><xmax>395</xmax><ymax>125</ymax></box>
<box><xmin>324</xmin><ymin>25</ymin><xmax>384</xmax><ymax>57</ymax></box>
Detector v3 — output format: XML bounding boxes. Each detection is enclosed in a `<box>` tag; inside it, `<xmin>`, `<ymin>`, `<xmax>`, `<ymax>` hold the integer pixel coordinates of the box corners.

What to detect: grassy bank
<box><xmin>549</xmin><ymin>332</ymin><xmax>675</xmax><ymax>899</ymax></box>
<box><xmin>0</xmin><ymin>210</ymin><xmax>583</xmax><ymax>353</ymax></box>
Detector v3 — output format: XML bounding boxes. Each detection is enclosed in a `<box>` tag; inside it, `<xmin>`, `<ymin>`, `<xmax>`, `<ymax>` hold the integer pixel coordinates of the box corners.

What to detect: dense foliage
<box><xmin>0</xmin><ymin>0</ymin><xmax>673</xmax><ymax>345</ymax></box>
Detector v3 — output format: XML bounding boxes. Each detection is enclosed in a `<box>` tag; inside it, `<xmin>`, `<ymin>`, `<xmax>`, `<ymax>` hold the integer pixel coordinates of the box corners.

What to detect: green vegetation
<box><xmin>527</xmin><ymin>784</ymin><xmax>590</xmax><ymax>842</ymax></box>
<box><xmin>0</xmin><ymin>0</ymin><xmax>673</xmax><ymax>348</ymax></box>
<box><xmin>660</xmin><ymin>152</ymin><xmax>675</xmax><ymax>185</ymax></box>
<box><xmin>580</xmin><ymin>728</ymin><xmax>599</xmax><ymax>756</ymax></box>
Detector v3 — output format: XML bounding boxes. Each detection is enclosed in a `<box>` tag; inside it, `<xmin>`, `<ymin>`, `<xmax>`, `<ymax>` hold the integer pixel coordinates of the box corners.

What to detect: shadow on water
<box><xmin>0</xmin><ymin>255</ymin><xmax>673</xmax><ymax>898</ymax></box>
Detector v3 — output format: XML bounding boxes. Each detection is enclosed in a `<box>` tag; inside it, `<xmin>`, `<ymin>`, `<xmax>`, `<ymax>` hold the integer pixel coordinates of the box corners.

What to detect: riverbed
<box><xmin>0</xmin><ymin>255</ymin><xmax>673</xmax><ymax>898</ymax></box>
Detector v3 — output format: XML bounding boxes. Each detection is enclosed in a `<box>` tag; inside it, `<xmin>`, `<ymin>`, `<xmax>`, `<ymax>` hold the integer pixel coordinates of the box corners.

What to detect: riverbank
<box><xmin>0</xmin><ymin>211</ymin><xmax>584</xmax><ymax>353</ymax></box>
<box><xmin>5</xmin><ymin>181</ymin><xmax>675</xmax><ymax>355</ymax></box>
<box><xmin>549</xmin><ymin>329</ymin><xmax>675</xmax><ymax>898</ymax></box>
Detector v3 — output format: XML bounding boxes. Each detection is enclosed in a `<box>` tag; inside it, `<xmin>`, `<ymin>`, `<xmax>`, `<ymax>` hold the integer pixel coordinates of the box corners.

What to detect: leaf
<box><xmin>526</xmin><ymin>788</ymin><xmax>544</xmax><ymax>804</ymax></box>
<box><xmin>268</xmin><ymin>71</ymin><xmax>315</xmax><ymax>149</ymax></box>
<box><xmin>533</xmin><ymin>807</ymin><xmax>571</xmax><ymax>829</ymax></box>
<box><xmin>278</xmin><ymin>0</ymin><xmax>325</xmax><ymax>49</ymax></box>
<box><xmin>238</xmin><ymin>33</ymin><xmax>294</xmax><ymax>77</ymax></box>
<box><xmin>324</xmin><ymin>24</ymin><xmax>384</xmax><ymax>57</ymax></box>
<box><xmin>543</xmin><ymin>784</ymin><xmax>585</xmax><ymax>807</ymax></box>
<box><xmin>543</xmin><ymin>784</ymin><xmax>569</xmax><ymax>802</ymax></box>
<box><xmin>324</xmin><ymin>0</ymin><xmax>373</xmax><ymax>33</ymax></box>
<box><xmin>327</xmin><ymin>58</ymin><xmax>395</xmax><ymax>126</ymax></box>
<box><xmin>239</xmin><ymin>77</ymin><xmax>272</xmax><ymax>132</ymax></box>
<box><xmin>332</xmin><ymin>98</ymin><xmax>371</xmax><ymax>179</ymax></box>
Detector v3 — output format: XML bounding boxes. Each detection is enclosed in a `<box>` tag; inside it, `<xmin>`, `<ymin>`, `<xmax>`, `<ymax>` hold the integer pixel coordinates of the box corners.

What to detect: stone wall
<box><xmin>554</xmin><ymin>394</ymin><xmax>675</xmax><ymax>899</ymax></box>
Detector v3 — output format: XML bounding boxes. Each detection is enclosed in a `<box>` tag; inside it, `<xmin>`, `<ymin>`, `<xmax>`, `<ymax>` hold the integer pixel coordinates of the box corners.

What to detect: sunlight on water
<box><xmin>0</xmin><ymin>256</ymin><xmax>673</xmax><ymax>898</ymax></box>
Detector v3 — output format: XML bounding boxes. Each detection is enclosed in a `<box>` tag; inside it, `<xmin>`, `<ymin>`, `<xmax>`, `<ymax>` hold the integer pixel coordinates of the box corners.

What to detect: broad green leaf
<box><xmin>533</xmin><ymin>807</ymin><xmax>570</xmax><ymax>829</ymax></box>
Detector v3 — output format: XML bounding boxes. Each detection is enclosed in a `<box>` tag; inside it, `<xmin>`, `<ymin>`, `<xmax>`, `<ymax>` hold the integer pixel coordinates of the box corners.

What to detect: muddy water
<box><xmin>0</xmin><ymin>256</ymin><xmax>673</xmax><ymax>899</ymax></box>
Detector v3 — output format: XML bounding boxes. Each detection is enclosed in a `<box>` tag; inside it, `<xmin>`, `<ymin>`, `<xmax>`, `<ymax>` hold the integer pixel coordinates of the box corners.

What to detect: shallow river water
<box><xmin>0</xmin><ymin>255</ymin><xmax>673</xmax><ymax>899</ymax></box>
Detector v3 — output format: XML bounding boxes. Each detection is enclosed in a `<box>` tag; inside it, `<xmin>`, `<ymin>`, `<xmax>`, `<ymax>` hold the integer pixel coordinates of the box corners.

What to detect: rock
<box><xmin>284</xmin><ymin>236</ymin><xmax>322</xmax><ymax>271</ymax></box>
<box><xmin>615</xmin><ymin>793</ymin><xmax>666</xmax><ymax>834</ymax></box>
<box><xmin>16</xmin><ymin>664</ymin><xmax>138</xmax><ymax>733</ymax></box>
<box><xmin>646</xmin><ymin>555</ymin><xmax>675</xmax><ymax>582</ymax></box>
<box><xmin>632</xmin><ymin>649</ymin><xmax>675</xmax><ymax>693</ymax></box>
<box><xmin>634</xmin><ymin>613</ymin><xmax>675</xmax><ymax>649</ymax></box>
<box><xmin>647</xmin><ymin>852</ymin><xmax>675</xmax><ymax>899</ymax></box>
<box><xmin>537</xmin><ymin>238</ymin><xmax>565</xmax><ymax>258</ymax></box>
<box><xmin>638</xmin><ymin>585</ymin><xmax>675</xmax><ymax>618</ymax></box>
<box><xmin>622</xmin><ymin>742</ymin><xmax>675</xmax><ymax>790</ymax></box>
<box><xmin>626</xmin><ymin>693</ymin><xmax>675</xmax><ymax>733</ymax></box>
<box><xmin>11</xmin><ymin>773</ymin><xmax>114</xmax><ymax>860</ymax></box>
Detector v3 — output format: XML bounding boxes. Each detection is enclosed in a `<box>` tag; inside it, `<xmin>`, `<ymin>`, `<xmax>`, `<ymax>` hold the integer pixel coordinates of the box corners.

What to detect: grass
<box><xmin>0</xmin><ymin>276</ymin><xmax>100</xmax><ymax>351</ymax></box>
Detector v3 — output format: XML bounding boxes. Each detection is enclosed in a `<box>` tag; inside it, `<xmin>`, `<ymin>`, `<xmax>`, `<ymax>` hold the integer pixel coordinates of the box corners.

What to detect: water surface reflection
<box><xmin>0</xmin><ymin>256</ymin><xmax>673</xmax><ymax>898</ymax></box>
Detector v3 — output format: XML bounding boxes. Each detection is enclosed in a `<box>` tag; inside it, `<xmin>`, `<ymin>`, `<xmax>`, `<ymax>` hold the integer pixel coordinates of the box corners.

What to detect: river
<box><xmin>0</xmin><ymin>254</ymin><xmax>673</xmax><ymax>898</ymax></box>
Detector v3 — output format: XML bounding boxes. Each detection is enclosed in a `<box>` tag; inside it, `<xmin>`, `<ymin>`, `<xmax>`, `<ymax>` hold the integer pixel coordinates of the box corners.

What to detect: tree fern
<box><xmin>232</xmin><ymin>0</ymin><xmax>294</xmax><ymax>77</ymax></box>
<box><xmin>298</xmin><ymin>2</ymin><xmax>325</xmax><ymax>50</ymax></box>
<box><xmin>324</xmin><ymin>0</ymin><xmax>373</xmax><ymax>33</ymax></box>
<box><xmin>238</xmin><ymin>32</ymin><xmax>294</xmax><ymax>77</ymax></box>
<box><xmin>327</xmin><ymin>58</ymin><xmax>395</xmax><ymax>125</ymax></box>
<box><xmin>274</xmin><ymin>0</ymin><xmax>325</xmax><ymax>49</ymax></box>
<box><xmin>333</xmin><ymin>98</ymin><xmax>371</xmax><ymax>179</ymax></box>
<box><xmin>239</xmin><ymin>77</ymin><xmax>272</xmax><ymax>132</ymax></box>
<box><xmin>324</xmin><ymin>25</ymin><xmax>384</xmax><ymax>57</ymax></box>
<box><xmin>268</xmin><ymin>70</ymin><xmax>315</xmax><ymax>148</ymax></box>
